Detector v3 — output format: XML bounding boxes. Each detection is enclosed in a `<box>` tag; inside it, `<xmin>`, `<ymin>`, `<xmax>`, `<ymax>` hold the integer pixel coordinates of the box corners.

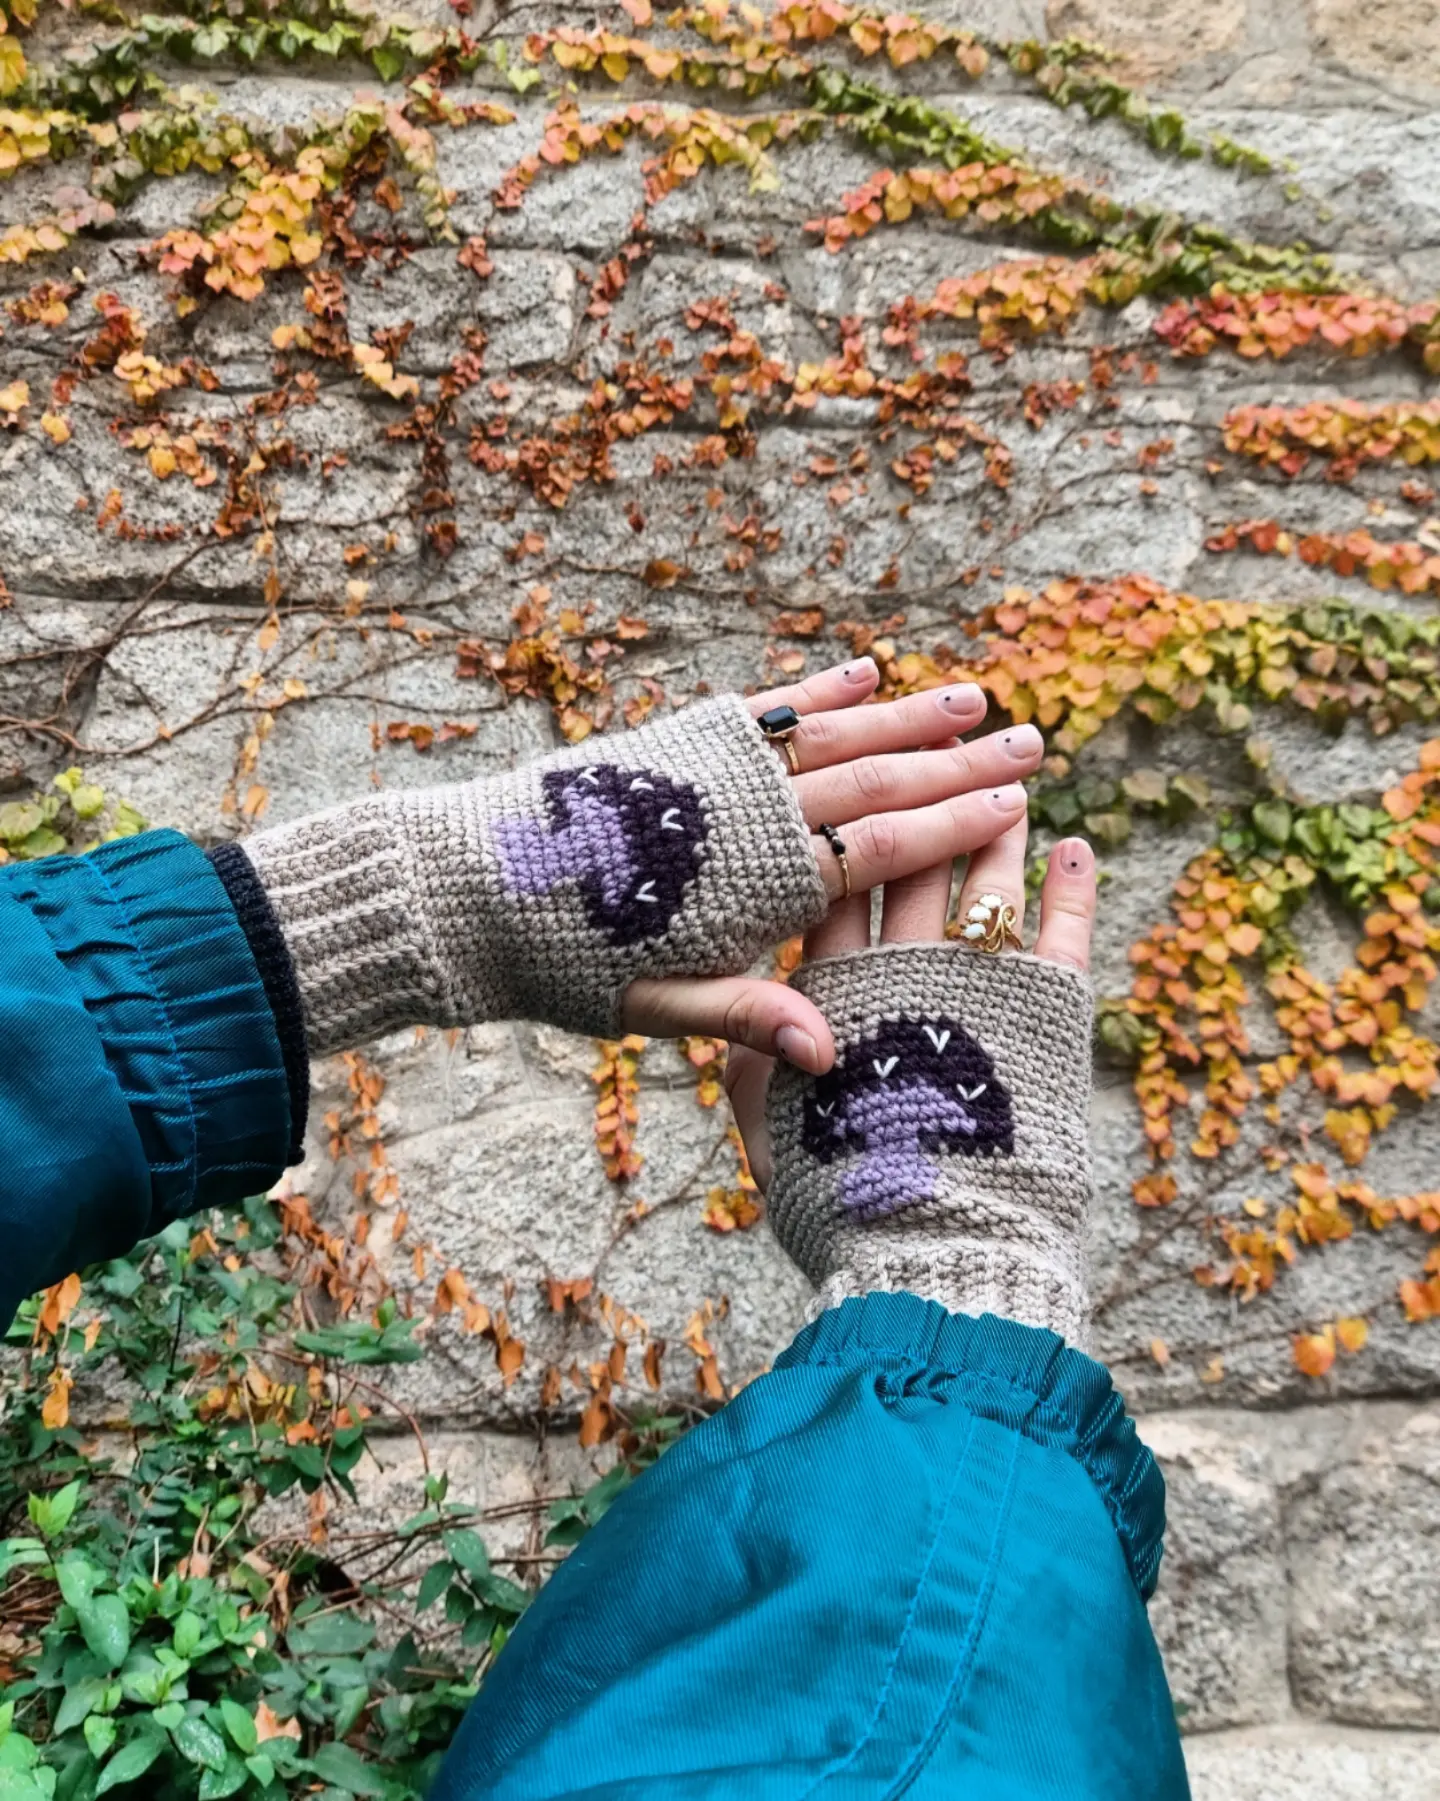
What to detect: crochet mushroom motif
<box><xmin>491</xmin><ymin>763</ymin><xmax>708</xmax><ymax>946</ymax></box>
<box><xmin>802</xmin><ymin>1016</ymin><xmax>1016</xmax><ymax>1220</ymax></box>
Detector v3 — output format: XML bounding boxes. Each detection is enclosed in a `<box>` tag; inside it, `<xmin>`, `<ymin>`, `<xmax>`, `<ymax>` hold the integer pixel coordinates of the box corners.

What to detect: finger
<box><xmin>805</xmin><ymin>890</ymin><xmax>870</xmax><ymax>961</ymax></box>
<box><xmin>1033</xmin><ymin>837</ymin><xmax>1097</xmax><ymax>971</ymax></box>
<box><xmin>879</xmin><ymin>860</ymin><xmax>952</xmax><ymax>943</ymax></box>
<box><xmin>747</xmin><ymin>655</ymin><xmax>879</xmax><ymax>719</ymax></box>
<box><xmin>776</xmin><ymin>681</ymin><xmax>988</xmax><ymax>774</ymax></box>
<box><xmin>795</xmin><ymin>722</ymin><xmax>1042</xmax><ymax>827</ymax></box>
<box><xmin>955</xmin><ymin>815</ymin><xmax>1030</xmax><ymax>943</ymax></box>
<box><xmin>621</xmin><ymin>974</ymin><xmax>836</xmax><ymax>1074</ymax></box>
<box><xmin>815</xmin><ymin>782</ymin><xmax>1029</xmax><ymax>901</ymax></box>
<box><xmin>723</xmin><ymin>1044</ymin><xmax>774</xmax><ymax>1195</ymax></box>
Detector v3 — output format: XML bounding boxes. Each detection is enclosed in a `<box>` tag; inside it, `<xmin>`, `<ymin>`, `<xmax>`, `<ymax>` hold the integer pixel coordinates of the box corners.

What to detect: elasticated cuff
<box><xmin>12</xmin><ymin>830</ymin><xmax>292</xmax><ymax>1224</ymax></box>
<box><xmin>777</xmin><ymin>1291</ymin><xmax>1165</xmax><ymax>1598</ymax></box>
<box><xmin>209</xmin><ymin>841</ymin><xmax>309</xmax><ymax>1163</ymax></box>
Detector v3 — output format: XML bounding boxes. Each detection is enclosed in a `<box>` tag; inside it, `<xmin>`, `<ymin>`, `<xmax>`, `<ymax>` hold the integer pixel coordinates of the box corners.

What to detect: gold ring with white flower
<box><xmin>959</xmin><ymin>891</ymin><xmax>1022</xmax><ymax>954</ymax></box>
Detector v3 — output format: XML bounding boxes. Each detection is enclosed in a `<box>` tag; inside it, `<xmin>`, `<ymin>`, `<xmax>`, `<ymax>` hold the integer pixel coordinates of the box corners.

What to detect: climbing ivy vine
<box><xmin>1</xmin><ymin>0</ymin><xmax>1439</xmax><ymax>1783</ymax></box>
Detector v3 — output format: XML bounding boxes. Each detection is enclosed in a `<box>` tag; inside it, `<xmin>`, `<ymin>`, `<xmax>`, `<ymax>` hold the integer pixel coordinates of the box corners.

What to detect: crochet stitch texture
<box><xmin>241</xmin><ymin>695</ymin><xmax>827</xmax><ymax>1051</ymax></box>
<box><xmin>766</xmin><ymin>943</ymin><xmax>1095</xmax><ymax>1345</ymax></box>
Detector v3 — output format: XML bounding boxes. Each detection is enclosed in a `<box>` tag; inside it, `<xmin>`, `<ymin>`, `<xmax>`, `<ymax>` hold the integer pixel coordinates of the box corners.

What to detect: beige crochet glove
<box><xmin>764</xmin><ymin>943</ymin><xmax>1094</xmax><ymax>1345</ymax></box>
<box><xmin>242</xmin><ymin>697</ymin><xmax>828</xmax><ymax>1053</ymax></box>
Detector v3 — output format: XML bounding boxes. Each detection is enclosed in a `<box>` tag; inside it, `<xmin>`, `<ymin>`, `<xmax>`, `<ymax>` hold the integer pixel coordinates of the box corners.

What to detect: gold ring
<box><xmin>756</xmin><ymin>703</ymin><xmax>802</xmax><ymax>776</ymax></box>
<box><xmin>818</xmin><ymin>823</ymin><xmax>851</xmax><ymax>901</ymax></box>
<box><xmin>959</xmin><ymin>891</ymin><xmax>1022</xmax><ymax>954</ymax></box>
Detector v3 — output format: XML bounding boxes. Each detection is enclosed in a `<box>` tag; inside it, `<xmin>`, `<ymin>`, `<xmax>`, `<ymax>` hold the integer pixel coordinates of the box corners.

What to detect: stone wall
<box><xmin>3</xmin><ymin>1</ymin><xmax>1440</xmax><ymax>1792</ymax></box>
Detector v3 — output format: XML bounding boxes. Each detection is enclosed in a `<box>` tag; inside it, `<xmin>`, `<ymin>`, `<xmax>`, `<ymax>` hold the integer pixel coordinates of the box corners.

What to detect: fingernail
<box><xmin>1000</xmin><ymin>723</ymin><xmax>1043</xmax><ymax>759</ymax></box>
<box><xmin>777</xmin><ymin>1026</ymin><xmax>820</xmax><ymax>1070</ymax></box>
<box><xmin>1059</xmin><ymin>837</ymin><xmax>1094</xmax><ymax>874</ymax></box>
<box><xmin>937</xmin><ymin>682</ymin><xmax>983</xmax><ymax>713</ymax></box>
<box><xmin>988</xmin><ymin>782</ymin><xmax>1026</xmax><ymax>810</ymax></box>
<box><xmin>843</xmin><ymin>657</ymin><xmax>877</xmax><ymax>684</ymax></box>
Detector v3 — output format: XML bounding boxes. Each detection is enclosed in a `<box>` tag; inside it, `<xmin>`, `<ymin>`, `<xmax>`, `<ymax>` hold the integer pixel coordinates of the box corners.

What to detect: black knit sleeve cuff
<box><xmin>208</xmin><ymin>841</ymin><xmax>309</xmax><ymax>1165</ymax></box>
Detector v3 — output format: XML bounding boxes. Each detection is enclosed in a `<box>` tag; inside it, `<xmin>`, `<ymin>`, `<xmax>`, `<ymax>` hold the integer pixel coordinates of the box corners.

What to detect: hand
<box><xmin>622</xmin><ymin>657</ymin><xmax>1047</xmax><ymax>1068</ymax></box>
<box><xmin>723</xmin><ymin>824</ymin><xmax>1098</xmax><ymax>1193</ymax></box>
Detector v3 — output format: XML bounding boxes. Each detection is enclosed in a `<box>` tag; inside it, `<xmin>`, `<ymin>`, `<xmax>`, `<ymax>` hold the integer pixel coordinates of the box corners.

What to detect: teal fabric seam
<box><xmin>800</xmin><ymin>1413</ymin><xmax>979</xmax><ymax>1798</ymax></box>
<box><xmin>889</xmin><ymin>1431</ymin><xmax>1021</xmax><ymax>1799</ymax></box>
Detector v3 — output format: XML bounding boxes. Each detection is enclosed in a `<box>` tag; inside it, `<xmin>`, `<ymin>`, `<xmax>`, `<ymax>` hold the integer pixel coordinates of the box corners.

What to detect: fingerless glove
<box><xmin>765</xmin><ymin>943</ymin><xmax>1094</xmax><ymax>1345</ymax></box>
<box><xmin>241</xmin><ymin>696</ymin><xmax>828</xmax><ymax>1052</ymax></box>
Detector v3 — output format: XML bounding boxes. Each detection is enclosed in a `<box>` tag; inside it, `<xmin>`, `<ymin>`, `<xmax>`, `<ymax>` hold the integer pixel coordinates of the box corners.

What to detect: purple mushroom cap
<box><xmin>492</xmin><ymin>762</ymin><xmax>707</xmax><ymax>946</ymax></box>
<box><xmin>802</xmin><ymin>1016</ymin><xmax>1015</xmax><ymax>1220</ymax></box>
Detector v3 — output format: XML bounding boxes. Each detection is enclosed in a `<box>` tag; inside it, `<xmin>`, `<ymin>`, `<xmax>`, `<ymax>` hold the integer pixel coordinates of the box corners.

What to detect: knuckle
<box><xmin>850</xmin><ymin>754</ymin><xmax>891</xmax><ymax>805</ymax></box>
<box><xmin>796</xmin><ymin>710</ymin><xmax>840</xmax><ymax>757</ymax></box>
<box><xmin>946</xmin><ymin>744</ymin><xmax>976</xmax><ymax>785</ymax></box>
<box><xmin>721</xmin><ymin>987</ymin><xmax>760</xmax><ymax>1046</ymax></box>
<box><xmin>856</xmin><ymin>811</ymin><xmax>898</xmax><ymax>871</ymax></box>
<box><xmin>1049</xmin><ymin>886</ymin><xmax>1094</xmax><ymax>920</ymax></box>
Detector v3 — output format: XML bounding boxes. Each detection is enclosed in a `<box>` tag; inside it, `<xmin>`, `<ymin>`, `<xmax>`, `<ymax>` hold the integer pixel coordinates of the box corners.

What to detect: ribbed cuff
<box><xmin>239</xmin><ymin>794</ymin><xmax>445</xmax><ymax>1056</ymax></box>
<box><xmin>209</xmin><ymin>842</ymin><xmax>309</xmax><ymax>1163</ymax></box>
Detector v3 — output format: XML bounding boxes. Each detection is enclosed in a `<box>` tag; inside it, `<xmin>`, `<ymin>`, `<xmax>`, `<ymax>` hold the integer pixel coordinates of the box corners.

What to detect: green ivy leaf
<box><xmin>198</xmin><ymin>1752</ymin><xmax>249</xmax><ymax>1799</ymax></box>
<box><xmin>309</xmin><ymin>1740</ymin><xmax>387</xmax><ymax>1795</ymax></box>
<box><xmin>172</xmin><ymin>1714</ymin><xmax>227</xmax><ymax>1772</ymax></box>
<box><xmin>82</xmin><ymin>1714</ymin><xmax>116</xmax><ymax>1763</ymax></box>
<box><xmin>53</xmin><ymin>1676</ymin><xmax>103</xmax><ymax>1736</ymax></box>
<box><xmin>94</xmin><ymin>1730</ymin><xmax>165</xmax><ymax>1796</ymax></box>
<box><xmin>442</xmin><ymin>1528</ymin><xmax>490</xmax><ymax>1581</ymax></box>
<box><xmin>55</xmin><ymin>1556</ymin><xmax>99</xmax><ymax>1609</ymax></box>
<box><xmin>416</xmin><ymin>1558</ymin><xmax>454</xmax><ymax>1611</ymax></box>
<box><xmin>218</xmin><ymin>1698</ymin><xmax>256</xmax><ymax>1757</ymax></box>
<box><xmin>1252</xmin><ymin>799</ymin><xmax>1293</xmax><ymax>847</ymax></box>
<box><xmin>28</xmin><ymin>1479</ymin><xmax>82</xmax><ymax>1540</ymax></box>
<box><xmin>75</xmin><ymin>1595</ymin><xmax>130</xmax><ymax>1671</ymax></box>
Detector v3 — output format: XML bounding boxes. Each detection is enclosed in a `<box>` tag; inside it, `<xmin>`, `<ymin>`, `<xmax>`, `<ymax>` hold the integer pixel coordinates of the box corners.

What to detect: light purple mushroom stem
<box><xmin>833</xmin><ymin>1080</ymin><xmax>977</xmax><ymax>1219</ymax></box>
<box><xmin>493</xmin><ymin>790</ymin><xmax>636</xmax><ymax>910</ymax></box>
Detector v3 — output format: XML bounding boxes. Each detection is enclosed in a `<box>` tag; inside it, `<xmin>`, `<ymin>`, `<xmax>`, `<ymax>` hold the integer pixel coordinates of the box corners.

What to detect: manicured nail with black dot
<box><xmin>937</xmin><ymin>683</ymin><xmax>983</xmax><ymax>714</ymax></box>
<box><xmin>1058</xmin><ymin>837</ymin><xmax>1094</xmax><ymax>874</ymax></box>
<box><xmin>1001</xmin><ymin>724</ymin><xmax>1042</xmax><ymax>759</ymax></box>
<box><xmin>988</xmin><ymin>783</ymin><xmax>1026</xmax><ymax>810</ymax></box>
<box><xmin>844</xmin><ymin>657</ymin><xmax>877</xmax><ymax>684</ymax></box>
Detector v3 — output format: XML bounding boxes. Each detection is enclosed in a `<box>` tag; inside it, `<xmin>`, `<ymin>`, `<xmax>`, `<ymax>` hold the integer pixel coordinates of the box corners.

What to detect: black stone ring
<box><xmin>817</xmin><ymin>822</ymin><xmax>851</xmax><ymax>900</ymax></box>
<box><xmin>756</xmin><ymin>703</ymin><xmax>802</xmax><ymax>775</ymax></box>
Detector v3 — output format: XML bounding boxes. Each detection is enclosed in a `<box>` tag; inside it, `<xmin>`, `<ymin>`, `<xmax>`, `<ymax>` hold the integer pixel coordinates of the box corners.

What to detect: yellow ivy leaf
<box><xmin>0</xmin><ymin>35</ymin><xmax>26</xmax><ymax>99</ymax></box>
<box><xmin>1336</xmin><ymin>1316</ymin><xmax>1369</xmax><ymax>1353</ymax></box>
<box><xmin>0</xmin><ymin>377</ymin><xmax>29</xmax><ymax>417</ymax></box>
<box><xmin>40</xmin><ymin>411</ymin><xmax>70</xmax><ymax>444</ymax></box>
<box><xmin>148</xmin><ymin>443</ymin><xmax>177</xmax><ymax>480</ymax></box>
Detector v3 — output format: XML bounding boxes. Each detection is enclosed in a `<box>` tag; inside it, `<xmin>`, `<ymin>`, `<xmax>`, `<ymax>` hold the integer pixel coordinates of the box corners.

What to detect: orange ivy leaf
<box><xmin>41</xmin><ymin>1366</ymin><xmax>72</xmax><ymax>1430</ymax></box>
<box><xmin>1293</xmin><ymin>1328</ymin><xmax>1336</xmax><ymax>1378</ymax></box>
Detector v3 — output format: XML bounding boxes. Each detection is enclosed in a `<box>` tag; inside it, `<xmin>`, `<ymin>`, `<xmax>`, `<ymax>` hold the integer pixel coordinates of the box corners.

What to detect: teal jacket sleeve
<box><xmin>0</xmin><ymin>829</ymin><xmax>291</xmax><ymax>1329</ymax></box>
<box><xmin>430</xmin><ymin>1293</ymin><xmax>1190</xmax><ymax>1801</ymax></box>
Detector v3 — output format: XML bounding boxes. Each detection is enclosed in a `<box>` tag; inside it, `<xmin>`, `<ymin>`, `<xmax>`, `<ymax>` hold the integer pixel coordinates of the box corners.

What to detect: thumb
<box><xmin>621</xmin><ymin>974</ymin><xmax>835</xmax><ymax>1074</ymax></box>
